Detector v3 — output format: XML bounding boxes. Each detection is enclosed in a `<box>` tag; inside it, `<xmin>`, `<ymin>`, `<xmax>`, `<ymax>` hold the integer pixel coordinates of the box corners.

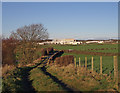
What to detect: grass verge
<box><xmin>46</xmin><ymin>64</ymin><xmax>117</xmax><ymax>91</ymax></box>
<box><xmin>29</xmin><ymin>65</ymin><xmax>67</xmax><ymax>92</ymax></box>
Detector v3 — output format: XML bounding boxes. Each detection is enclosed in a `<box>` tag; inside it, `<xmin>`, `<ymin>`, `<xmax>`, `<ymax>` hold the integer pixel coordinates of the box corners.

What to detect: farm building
<box><xmin>51</xmin><ymin>38</ymin><xmax>82</xmax><ymax>45</ymax></box>
<box><xmin>85</xmin><ymin>40</ymin><xmax>104</xmax><ymax>44</ymax></box>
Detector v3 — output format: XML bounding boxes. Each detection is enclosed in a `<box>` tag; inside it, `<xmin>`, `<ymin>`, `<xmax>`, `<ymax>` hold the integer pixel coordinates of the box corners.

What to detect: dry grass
<box><xmin>47</xmin><ymin>64</ymin><xmax>116</xmax><ymax>91</ymax></box>
<box><xmin>2</xmin><ymin>64</ymin><xmax>16</xmax><ymax>77</ymax></box>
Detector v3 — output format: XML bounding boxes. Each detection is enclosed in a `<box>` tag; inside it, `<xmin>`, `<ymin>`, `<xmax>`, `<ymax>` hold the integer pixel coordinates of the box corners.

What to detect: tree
<box><xmin>10</xmin><ymin>24</ymin><xmax>49</xmax><ymax>65</ymax></box>
<box><xmin>10</xmin><ymin>24</ymin><xmax>49</xmax><ymax>42</ymax></box>
<box><xmin>2</xmin><ymin>38</ymin><xmax>18</xmax><ymax>66</ymax></box>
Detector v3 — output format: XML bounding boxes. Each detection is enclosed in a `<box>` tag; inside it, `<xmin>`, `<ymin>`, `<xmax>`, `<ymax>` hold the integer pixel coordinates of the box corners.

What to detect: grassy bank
<box><xmin>29</xmin><ymin>65</ymin><xmax>67</xmax><ymax>92</ymax></box>
<box><xmin>46</xmin><ymin>64</ymin><xmax>117</xmax><ymax>91</ymax></box>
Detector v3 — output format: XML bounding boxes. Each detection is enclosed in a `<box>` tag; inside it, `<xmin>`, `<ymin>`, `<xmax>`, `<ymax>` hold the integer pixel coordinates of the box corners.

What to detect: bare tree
<box><xmin>9</xmin><ymin>24</ymin><xmax>49</xmax><ymax>65</ymax></box>
<box><xmin>10</xmin><ymin>24</ymin><xmax>49</xmax><ymax>42</ymax></box>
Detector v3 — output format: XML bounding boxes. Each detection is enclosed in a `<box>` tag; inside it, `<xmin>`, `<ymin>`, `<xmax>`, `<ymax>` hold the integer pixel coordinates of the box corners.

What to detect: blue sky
<box><xmin>2</xmin><ymin>2</ymin><xmax>118</xmax><ymax>39</ymax></box>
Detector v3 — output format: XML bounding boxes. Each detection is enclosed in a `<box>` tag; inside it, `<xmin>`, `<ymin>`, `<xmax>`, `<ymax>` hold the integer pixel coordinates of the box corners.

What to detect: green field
<box><xmin>3</xmin><ymin>43</ymin><xmax>118</xmax><ymax>92</ymax></box>
<box><xmin>44</xmin><ymin>43</ymin><xmax>118</xmax><ymax>53</ymax></box>
<box><xmin>62</xmin><ymin>53</ymin><xmax>114</xmax><ymax>77</ymax></box>
<box><xmin>37</xmin><ymin>43</ymin><xmax>118</xmax><ymax>77</ymax></box>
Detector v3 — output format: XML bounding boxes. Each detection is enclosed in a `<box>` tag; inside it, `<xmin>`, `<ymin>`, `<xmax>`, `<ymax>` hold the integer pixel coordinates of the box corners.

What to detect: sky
<box><xmin>2</xmin><ymin>2</ymin><xmax>118</xmax><ymax>40</ymax></box>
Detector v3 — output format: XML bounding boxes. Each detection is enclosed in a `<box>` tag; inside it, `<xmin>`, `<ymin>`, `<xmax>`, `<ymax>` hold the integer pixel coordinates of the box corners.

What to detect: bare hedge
<box><xmin>41</xmin><ymin>47</ymin><xmax>54</xmax><ymax>56</ymax></box>
<box><xmin>54</xmin><ymin>55</ymin><xmax>74</xmax><ymax>66</ymax></box>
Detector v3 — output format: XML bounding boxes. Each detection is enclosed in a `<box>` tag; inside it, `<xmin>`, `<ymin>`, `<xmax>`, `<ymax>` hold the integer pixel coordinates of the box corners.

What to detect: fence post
<box><xmin>74</xmin><ymin>57</ymin><xmax>76</xmax><ymax>68</ymax></box>
<box><xmin>114</xmin><ymin>56</ymin><xmax>118</xmax><ymax>90</ymax></box>
<box><xmin>91</xmin><ymin>56</ymin><xmax>94</xmax><ymax>73</ymax></box>
<box><xmin>100</xmin><ymin>56</ymin><xmax>102</xmax><ymax>74</ymax></box>
<box><xmin>85</xmin><ymin>57</ymin><xmax>87</xmax><ymax>70</ymax></box>
<box><xmin>79</xmin><ymin>57</ymin><xmax>81</xmax><ymax>67</ymax></box>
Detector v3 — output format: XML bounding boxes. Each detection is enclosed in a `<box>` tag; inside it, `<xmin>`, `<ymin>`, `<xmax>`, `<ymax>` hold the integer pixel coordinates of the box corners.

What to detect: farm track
<box><xmin>18</xmin><ymin>67</ymin><xmax>36</xmax><ymax>93</ymax></box>
<box><xmin>39</xmin><ymin>54</ymin><xmax>77</xmax><ymax>92</ymax></box>
<box><xmin>40</xmin><ymin>66</ymin><xmax>76</xmax><ymax>92</ymax></box>
<box><xmin>18</xmin><ymin>51</ymin><xmax>76</xmax><ymax>92</ymax></box>
<box><xmin>17</xmin><ymin>61</ymin><xmax>44</xmax><ymax>92</ymax></box>
<box><xmin>33</xmin><ymin>52</ymin><xmax>81</xmax><ymax>92</ymax></box>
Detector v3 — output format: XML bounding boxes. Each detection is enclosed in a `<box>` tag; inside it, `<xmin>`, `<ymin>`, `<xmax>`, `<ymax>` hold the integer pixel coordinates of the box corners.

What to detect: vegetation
<box><xmin>29</xmin><ymin>65</ymin><xmax>66</xmax><ymax>91</ymax></box>
<box><xmin>2</xmin><ymin>38</ymin><xmax>19</xmax><ymax>66</ymax></box>
<box><xmin>47</xmin><ymin>64</ymin><xmax>116</xmax><ymax>91</ymax></box>
<box><xmin>14</xmin><ymin>43</ymin><xmax>40</xmax><ymax>66</ymax></box>
<box><xmin>41</xmin><ymin>47</ymin><xmax>54</xmax><ymax>56</ymax></box>
<box><xmin>55</xmin><ymin>55</ymin><xmax>74</xmax><ymax>66</ymax></box>
<box><xmin>2</xmin><ymin>65</ymin><xmax>23</xmax><ymax>92</ymax></box>
<box><xmin>35</xmin><ymin>44</ymin><xmax>118</xmax><ymax>77</ymax></box>
<box><xmin>61</xmin><ymin>53</ymin><xmax>114</xmax><ymax>77</ymax></box>
<box><xmin>2</xmin><ymin>33</ymin><xmax>119</xmax><ymax>92</ymax></box>
<box><xmin>44</xmin><ymin>44</ymin><xmax>118</xmax><ymax>53</ymax></box>
<box><xmin>10</xmin><ymin>24</ymin><xmax>49</xmax><ymax>41</ymax></box>
<box><xmin>9</xmin><ymin>23</ymin><xmax>49</xmax><ymax>65</ymax></box>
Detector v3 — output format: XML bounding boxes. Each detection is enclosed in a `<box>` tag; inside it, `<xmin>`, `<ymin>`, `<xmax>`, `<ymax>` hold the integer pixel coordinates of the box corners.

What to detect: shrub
<box><xmin>2</xmin><ymin>38</ymin><xmax>18</xmax><ymax>66</ymax></box>
<box><xmin>41</xmin><ymin>47</ymin><xmax>54</xmax><ymax>56</ymax></box>
<box><xmin>41</xmin><ymin>48</ymin><xmax>47</xmax><ymax>56</ymax></box>
<box><xmin>55</xmin><ymin>55</ymin><xmax>74</xmax><ymax>66</ymax></box>
<box><xmin>47</xmin><ymin>47</ymin><xmax>53</xmax><ymax>54</ymax></box>
<box><xmin>2</xmin><ymin>64</ymin><xmax>16</xmax><ymax>77</ymax></box>
<box><xmin>33</xmin><ymin>53</ymin><xmax>40</xmax><ymax>60</ymax></box>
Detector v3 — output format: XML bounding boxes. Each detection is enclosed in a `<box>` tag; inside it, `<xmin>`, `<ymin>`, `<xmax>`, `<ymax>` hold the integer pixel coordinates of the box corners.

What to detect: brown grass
<box><xmin>54</xmin><ymin>55</ymin><xmax>74</xmax><ymax>66</ymax></box>
<box><xmin>2</xmin><ymin>64</ymin><xmax>16</xmax><ymax>77</ymax></box>
<box><xmin>47</xmin><ymin>64</ymin><xmax>116</xmax><ymax>91</ymax></box>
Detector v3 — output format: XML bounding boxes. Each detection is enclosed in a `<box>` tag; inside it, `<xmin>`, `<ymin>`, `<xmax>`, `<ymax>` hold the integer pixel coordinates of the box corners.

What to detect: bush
<box><xmin>55</xmin><ymin>55</ymin><xmax>74</xmax><ymax>66</ymax></box>
<box><xmin>47</xmin><ymin>47</ymin><xmax>53</xmax><ymax>54</ymax></box>
<box><xmin>41</xmin><ymin>47</ymin><xmax>54</xmax><ymax>56</ymax></box>
<box><xmin>2</xmin><ymin>38</ymin><xmax>18</xmax><ymax>66</ymax></box>
<box><xmin>41</xmin><ymin>48</ymin><xmax>47</xmax><ymax>56</ymax></box>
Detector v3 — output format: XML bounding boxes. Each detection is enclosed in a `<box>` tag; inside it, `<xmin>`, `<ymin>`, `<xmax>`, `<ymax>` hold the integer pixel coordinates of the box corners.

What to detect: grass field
<box><xmin>3</xmin><ymin>42</ymin><xmax>119</xmax><ymax>92</ymax></box>
<box><xmin>44</xmin><ymin>43</ymin><xmax>118</xmax><ymax>53</ymax></box>
<box><xmin>62</xmin><ymin>53</ymin><xmax>114</xmax><ymax>77</ymax></box>
<box><xmin>3</xmin><ymin>43</ymin><xmax>117</xmax><ymax>92</ymax></box>
<box><xmin>37</xmin><ymin>43</ymin><xmax>118</xmax><ymax>77</ymax></box>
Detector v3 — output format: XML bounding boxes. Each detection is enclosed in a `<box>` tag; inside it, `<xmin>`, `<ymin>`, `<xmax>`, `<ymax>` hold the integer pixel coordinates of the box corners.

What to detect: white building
<box><xmin>52</xmin><ymin>38</ymin><xmax>82</xmax><ymax>45</ymax></box>
<box><xmin>86</xmin><ymin>41</ymin><xmax>104</xmax><ymax>44</ymax></box>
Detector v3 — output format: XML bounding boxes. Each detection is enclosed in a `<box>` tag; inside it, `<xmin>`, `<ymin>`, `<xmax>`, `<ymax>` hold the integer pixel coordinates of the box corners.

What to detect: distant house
<box><xmin>51</xmin><ymin>38</ymin><xmax>82</xmax><ymax>45</ymax></box>
<box><xmin>86</xmin><ymin>40</ymin><xmax>104</xmax><ymax>44</ymax></box>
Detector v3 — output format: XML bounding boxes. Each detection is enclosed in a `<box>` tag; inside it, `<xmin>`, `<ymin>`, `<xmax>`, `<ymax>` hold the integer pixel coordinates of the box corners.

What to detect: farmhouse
<box><xmin>51</xmin><ymin>38</ymin><xmax>82</xmax><ymax>45</ymax></box>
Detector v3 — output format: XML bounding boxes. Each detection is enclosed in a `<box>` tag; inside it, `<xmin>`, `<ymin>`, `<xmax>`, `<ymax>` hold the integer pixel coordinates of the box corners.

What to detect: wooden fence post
<box><xmin>114</xmin><ymin>56</ymin><xmax>118</xmax><ymax>90</ymax></box>
<box><xmin>100</xmin><ymin>56</ymin><xmax>102</xmax><ymax>74</ymax></box>
<box><xmin>85</xmin><ymin>57</ymin><xmax>87</xmax><ymax>70</ymax></box>
<box><xmin>74</xmin><ymin>57</ymin><xmax>76</xmax><ymax>68</ymax></box>
<box><xmin>79</xmin><ymin>57</ymin><xmax>81</xmax><ymax>67</ymax></box>
<box><xmin>91</xmin><ymin>56</ymin><xmax>94</xmax><ymax>73</ymax></box>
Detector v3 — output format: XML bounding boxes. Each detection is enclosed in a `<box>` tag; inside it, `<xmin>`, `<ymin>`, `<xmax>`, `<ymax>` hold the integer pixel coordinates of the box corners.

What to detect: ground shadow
<box><xmin>14</xmin><ymin>60</ymin><xmax>44</xmax><ymax>93</ymax></box>
<box><xmin>39</xmin><ymin>66</ymin><xmax>80</xmax><ymax>92</ymax></box>
<box><xmin>17</xmin><ymin>67</ymin><xmax>36</xmax><ymax>93</ymax></box>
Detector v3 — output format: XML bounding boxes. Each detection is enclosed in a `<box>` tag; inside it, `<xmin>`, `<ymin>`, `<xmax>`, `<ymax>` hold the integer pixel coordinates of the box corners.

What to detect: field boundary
<box><xmin>63</xmin><ymin>49</ymin><xmax>118</xmax><ymax>56</ymax></box>
<box><xmin>74</xmin><ymin>56</ymin><xmax>118</xmax><ymax>90</ymax></box>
